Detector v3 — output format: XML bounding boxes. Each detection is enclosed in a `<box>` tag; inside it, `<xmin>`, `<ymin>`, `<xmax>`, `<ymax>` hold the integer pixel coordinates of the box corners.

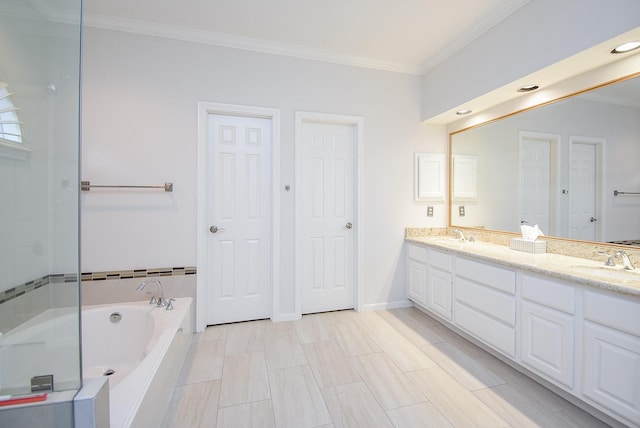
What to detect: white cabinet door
<box><xmin>583</xmin><ymin>322</ymin><xmax>640</xmax><ymax>424</ymax></box>
<box><xmin>407</xmin><ymin>259</ymin><xmax>427</xmax><ymax>305</ymax></box>
<box><xmin>427</xmin><ymin>267</ymin><xmax>452</xmax><ymax>320</ymax></box>
<box><xmin>521</xmin><ymin>301</ymin><xmax>574</xmax><ymax>388</ymax></box>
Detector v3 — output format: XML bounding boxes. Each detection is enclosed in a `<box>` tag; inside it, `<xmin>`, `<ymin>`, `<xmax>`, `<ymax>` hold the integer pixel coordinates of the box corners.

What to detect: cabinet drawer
<box><xmin>522</xmin><ymin>274</ymin><xmax>575</xmax><ymax>314</ymax></box>
<box><xmin>428</xmin><ymin>248</ymin><xmax>452</xmax><ymax>271</ymax></box>
<box><xmin>456</xmin><ymin>257</ymin><xmax>515</xmax><ymax>294</ymax></box>
<box><xmin>407</xmin><ymin>244</ymin><xmax>428</xmax><ymax>264</ymax></box>
<box><xmin>455</xmin><ymin>302</ymin><xmax>515</xmax><ymax>358</ymax></box>
<box><xmin>584</xmin><ymin>292</ymin><xmax>640</xmax><ymax>336</ymax></box>
<box><xmin>456</xmin><ymin>277</ymin><xmax>516</xmax><ymax>326</ymax></box>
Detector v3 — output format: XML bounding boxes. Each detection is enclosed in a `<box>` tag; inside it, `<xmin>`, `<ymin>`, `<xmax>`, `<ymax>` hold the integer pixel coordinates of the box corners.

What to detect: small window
<box><xmin>0</xmin><ymin>81</ymin><xmax>23</xmax><ymax>144</ymax></box>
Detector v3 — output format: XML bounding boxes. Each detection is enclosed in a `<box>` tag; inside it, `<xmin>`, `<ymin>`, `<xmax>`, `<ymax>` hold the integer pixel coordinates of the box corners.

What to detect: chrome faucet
<box><xmin>597</xmin><ymin>251</ymin><xmax>615</xmax><ymax>266</ymax></box>
<box><xmin>136</xmin><ymin>279</ymin><xmax>169</xmax><ymax>307</ymax></box>
<box><xmin>454</xmin><ymin>229</ymin><xmax>467</xmax><ymax>241</ymax></box>
<box><xmin>615</xmin><ymin>251</ymin><xmax>636</xmax><ymax>270</ymax></box>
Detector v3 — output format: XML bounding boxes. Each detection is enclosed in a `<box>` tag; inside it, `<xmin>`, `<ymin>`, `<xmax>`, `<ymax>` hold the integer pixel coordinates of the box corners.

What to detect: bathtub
<box><xmin>82</xmin><ymin>298</ymin><xmax>192</xmax><ymax>428</ymax></box>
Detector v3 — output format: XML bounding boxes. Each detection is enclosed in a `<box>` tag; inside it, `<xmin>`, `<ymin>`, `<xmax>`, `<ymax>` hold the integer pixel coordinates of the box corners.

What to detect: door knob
<box><xmin>345</xmin><ymin>222</ymin><xmax>353</xmax><ymax>230</ymax></box>
<box><xmin>590</xmin><ymin>217</ymin><xmax>598</xmax><ymax>223</ymax></box>
<box><xmin>209</xmin><ymin>225</ymin><xmax>225</xmax><ymax>233</ymax></box>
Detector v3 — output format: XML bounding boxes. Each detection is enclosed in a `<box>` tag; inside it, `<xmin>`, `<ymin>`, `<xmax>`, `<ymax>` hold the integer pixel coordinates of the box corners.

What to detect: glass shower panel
<box><xmin>0</xmin><ymin>0</ymin><xmax>82</xmax><ymax>403</ymax></box>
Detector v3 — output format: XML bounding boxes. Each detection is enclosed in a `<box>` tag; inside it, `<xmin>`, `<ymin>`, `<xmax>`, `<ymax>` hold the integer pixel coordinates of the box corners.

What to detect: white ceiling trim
<box><xmin>83</xmin><ymin>14</ymin><xmax>422</xmax><ymax>75</ymax></box>
<box><xmin>419</xmin><ymin>0</ymin><xmax>530</xmax><ymax>74</ymax></box>
<box><xmin>84</xmin><ymin>0</ymin><xmax>529</xmax><ymax>76</ymax></box>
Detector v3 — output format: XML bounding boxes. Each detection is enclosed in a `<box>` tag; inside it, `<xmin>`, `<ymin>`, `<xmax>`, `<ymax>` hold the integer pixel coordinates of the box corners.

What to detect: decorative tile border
<box><xmin>81</xmin><ymin>266</ymin><xmax>197</xmax><ymax>282</ymax></box>
<box><xmin>0</xmin><ymin>273</ymin><xmax>77</xmax><ymax>305</ymax></box>
<box><xmin>0</xmin><ymin>267</ymin><xmax>196</xmax><ymax>305</ymax></box>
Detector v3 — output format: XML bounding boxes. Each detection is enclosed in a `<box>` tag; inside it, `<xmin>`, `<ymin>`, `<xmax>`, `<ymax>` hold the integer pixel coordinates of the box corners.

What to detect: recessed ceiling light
<box><xmin>456</xmin><ymin>109</ymin><xmax>472</xmax><ymax>115</ymax></box>
<box><xmin>517</xmin><ymin>84</ymin><xmax>539</xmax><ymax>92</ymax></box>
<box><xmin>610</xmin><ymin>41</ymin><xmax>640</xmax><ymax>54</ymax></box>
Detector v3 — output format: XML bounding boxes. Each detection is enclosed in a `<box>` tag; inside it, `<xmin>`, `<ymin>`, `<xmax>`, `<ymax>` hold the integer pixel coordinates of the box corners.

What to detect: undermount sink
<box><xmin>568</xmin><ymin>265</ymin><xmax>639</xmax><ymax>283</ymax></box>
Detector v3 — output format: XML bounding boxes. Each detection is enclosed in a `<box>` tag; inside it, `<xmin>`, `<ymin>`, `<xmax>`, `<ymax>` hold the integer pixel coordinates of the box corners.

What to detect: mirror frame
<box><xmin>448</xmin><ymin>70</ymin><xmax>640</xmax><ymax>249</ymax></box>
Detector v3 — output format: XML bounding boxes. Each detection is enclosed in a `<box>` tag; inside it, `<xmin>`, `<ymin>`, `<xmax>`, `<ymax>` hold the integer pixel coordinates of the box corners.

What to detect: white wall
<box><xmin>421</xmin><ymin>0</ymin><xmax>640</xmax><ymax>120</ymax></box>
<box><xmin>81</xmin><ymin>28</ymin><xmax>446</xmax><ymax>313</ymax></box>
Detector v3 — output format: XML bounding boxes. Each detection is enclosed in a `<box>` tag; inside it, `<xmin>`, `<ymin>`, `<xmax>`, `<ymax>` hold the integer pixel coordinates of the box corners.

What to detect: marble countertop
<box><xmin>406</xmin><ymin>236</ymin><xmax>640</xmax><ymax>297</ymax></box>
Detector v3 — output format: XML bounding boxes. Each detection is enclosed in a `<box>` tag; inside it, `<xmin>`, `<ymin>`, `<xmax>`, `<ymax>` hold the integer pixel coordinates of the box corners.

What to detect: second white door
<box><xmin>299</xmin><ymin>121</ymin><xmax>355</xmax><ymax>314</ymax></box>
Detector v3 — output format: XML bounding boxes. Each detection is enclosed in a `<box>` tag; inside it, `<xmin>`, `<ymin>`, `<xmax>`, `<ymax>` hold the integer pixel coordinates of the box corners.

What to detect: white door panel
<box><xmin>569</xmin><ymin>142</ymin><xmax>597</xmax><ymax>241</ymax></box>
<box><xmin>520</xmin><ymin>138</ymin><xmax>550</xmax><ymax>232</ymax></box>
<box><xmin>207</xmin><ymin>114</ymin><xmax>271</xmax><ymax>324</ymax></box>
<box><xmin>301</xmin><ymin>122</ymin><xmax>355</xmax><ymax>314</ymax></box>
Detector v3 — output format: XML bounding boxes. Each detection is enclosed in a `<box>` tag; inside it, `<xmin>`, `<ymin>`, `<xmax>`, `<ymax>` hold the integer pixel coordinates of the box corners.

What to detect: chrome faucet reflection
<box><xmin>136</xmin><ymin>279</ymin><xmax>174</xmax><ymax>309</ymax></box>
<box><xmin>454</xmin><ymin>229</ymin><xmax>466</xmax><ymax>241</ymax></box>
<box><xmin>615</xmin><ymin>251</ymin><xmax>636</xmax><ymax>271</ymax></box>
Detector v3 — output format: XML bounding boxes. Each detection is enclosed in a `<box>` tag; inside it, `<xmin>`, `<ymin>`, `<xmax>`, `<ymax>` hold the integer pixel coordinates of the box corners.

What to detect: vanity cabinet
<box><xmin>582</xmin><ymin>291</ymin><xmax>640</xmax><ymax>423</ymax></box>
<box><xmin>454</xmin><ymin>257</ymin><xmax>516</xmax><ymax>358</ymax></box>
<box><xmin>406</xmin><ymin>244</ymin><xmax>453</xmax><ymax>319</ymax></box>
<box><xmin>406</xmin><ymin>244</ymin><xmax>428</xmax><ymax>305</ymax></box>
<box><xmin>520</xmin><ymin>274</ymin><xmax>575</xmax><ymax>388</ymax></box>
<box><xmin>426</xmin><ymin>249</ymin><xmax>453</xmax><ymax>320</ymax></box>
<box><xmin>405</xmin><ymin>240</ymin><xmax>640</xmax><ymax>427</ymax></box>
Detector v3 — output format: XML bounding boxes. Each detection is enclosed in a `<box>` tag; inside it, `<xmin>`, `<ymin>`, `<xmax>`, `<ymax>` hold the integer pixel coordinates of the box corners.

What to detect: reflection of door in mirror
<box><xmin>569</xmin><ymin>136</ymin><xmax>604</xmax><ymax>241</ymax></box>
<box><xmin>520</xmin><ymin>139</ymin><xmax>550</xmax><ymax>232</ymax></box>
<box><xmin>519</xmin><ymin>132</ymin><xmax>559</xmax><ymax>236</ymax></box>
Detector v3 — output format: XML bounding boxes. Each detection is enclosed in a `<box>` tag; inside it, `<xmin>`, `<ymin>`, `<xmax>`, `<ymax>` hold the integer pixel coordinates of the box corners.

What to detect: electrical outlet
<box><xmin>459</xmin><ymin>206</ymin><xmax>465</xmax><ymax>217</ymax></box>
<box><xmin>427</xmin><ymin>206</ymin><xmax>434</xmax><ymax>217</ymax></box>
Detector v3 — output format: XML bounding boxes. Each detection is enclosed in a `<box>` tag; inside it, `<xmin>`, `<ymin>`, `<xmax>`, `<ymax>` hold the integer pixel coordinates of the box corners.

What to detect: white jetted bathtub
<box><xmin>82</xmin><ymin>297</ymin><xmax>192</xmax><ymax>428</ymax></box>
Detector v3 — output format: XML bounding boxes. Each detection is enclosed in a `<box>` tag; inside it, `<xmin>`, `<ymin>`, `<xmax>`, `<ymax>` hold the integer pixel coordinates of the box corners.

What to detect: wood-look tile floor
<box><xmin>161</xmin><ymin>307</ymin><xmax>610</xmax><ymax>428</ymax></box>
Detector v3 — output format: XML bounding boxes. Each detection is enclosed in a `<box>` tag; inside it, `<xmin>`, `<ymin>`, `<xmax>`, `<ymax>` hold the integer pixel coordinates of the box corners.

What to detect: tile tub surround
<box><xmin>405</xmin><ymin>231</ymin><xmax>640</xmax><ymax>297</ymax></box>
<box><xmin>81</xmin><ymin>266</ymin><xmax>197</xmax><ymax>306</ymax></box>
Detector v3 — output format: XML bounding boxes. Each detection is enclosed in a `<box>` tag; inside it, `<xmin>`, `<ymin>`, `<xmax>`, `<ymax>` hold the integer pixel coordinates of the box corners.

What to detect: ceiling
<box><xmin>79</xmin><ymin>0</ymin><xmax>530</xmax><ymax>75</ymax></box>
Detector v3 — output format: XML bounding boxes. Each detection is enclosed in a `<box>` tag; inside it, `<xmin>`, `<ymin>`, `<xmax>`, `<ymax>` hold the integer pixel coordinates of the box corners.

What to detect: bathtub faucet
<box><xmin>136</xmin><ymin>279</ymin><xmax>168</xmax><ymax>308</ymax></box>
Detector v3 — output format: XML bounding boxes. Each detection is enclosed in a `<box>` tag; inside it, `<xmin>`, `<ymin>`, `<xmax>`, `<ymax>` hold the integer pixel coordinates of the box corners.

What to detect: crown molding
<box><xmin>83</xmin><ymin>14</ymin><xmax>424</xmax><ymax>75</ymax></box>
<box><xmin>419</xmin><ymin>0</ymin><xmax>530</xmax><ymax>74</ymax></box>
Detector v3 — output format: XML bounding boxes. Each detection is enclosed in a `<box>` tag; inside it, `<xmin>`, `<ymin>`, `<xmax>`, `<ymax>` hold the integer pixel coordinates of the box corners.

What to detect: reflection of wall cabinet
<box><xmin>452</xmin><ymin>154</ymin><xmax>477</xmax><ymax>201</ymax></box>
<box><xmin>520</xmin><ymin>274</ymin><xmax>575</xmax><ymax>388</ymax></box>
<box><xmin>582</xmin><ymin>291</ymin><xmax>640</xmax><ymax>423</ymax></box>
<box><xmin>454</xmin><ymin>257</ymin><xmax>516</xmax><ymax>358</ymax></box>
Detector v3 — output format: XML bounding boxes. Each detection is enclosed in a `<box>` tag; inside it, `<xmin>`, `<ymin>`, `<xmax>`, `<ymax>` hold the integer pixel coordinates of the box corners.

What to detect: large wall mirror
<box><xmin>450</xmin><ymin>71</ymin><xmax>640</xmax><ymax>246</ymax></box>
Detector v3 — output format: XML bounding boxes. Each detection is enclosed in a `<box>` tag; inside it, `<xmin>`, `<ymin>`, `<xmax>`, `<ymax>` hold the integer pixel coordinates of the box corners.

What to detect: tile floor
<box><xmin>161</xmin><ymin>307</ymin><xmax>610</xmax><ymax>428</ymax></box>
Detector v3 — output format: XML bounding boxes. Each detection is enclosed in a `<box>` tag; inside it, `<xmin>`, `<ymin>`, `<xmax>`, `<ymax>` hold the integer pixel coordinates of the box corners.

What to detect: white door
<box><xmin>300</xmin><ymin>121</ymin><xmax>355</xmax><ymax>314</ymax></box>
<box><xmin>520</xmin><ymin>138</ymin><xmax>550</xmax><ymax>232</ymax></box>
<box><xmin>569</xmin><ymin>142</ymin><xmax>597</xmax><ymax>240</ymax></box>
<box><xmin>206</xmin><ymin>114</ymin><xmax>271</xmax><ymax>324</ymax></box>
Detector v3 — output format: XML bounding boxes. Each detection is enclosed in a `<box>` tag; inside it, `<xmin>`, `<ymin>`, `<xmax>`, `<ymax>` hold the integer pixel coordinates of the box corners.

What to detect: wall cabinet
<box><xmin>405</xmin><ymin>241</ymin><xmax>640</xmax><ymax>427</ymax></box>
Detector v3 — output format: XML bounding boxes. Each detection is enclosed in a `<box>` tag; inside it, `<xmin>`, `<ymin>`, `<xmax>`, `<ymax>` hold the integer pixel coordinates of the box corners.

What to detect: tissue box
<box><xmin>510</xmin><ymin>238</ymin><xmax>546</xmax><ymax>254</ymax></box>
